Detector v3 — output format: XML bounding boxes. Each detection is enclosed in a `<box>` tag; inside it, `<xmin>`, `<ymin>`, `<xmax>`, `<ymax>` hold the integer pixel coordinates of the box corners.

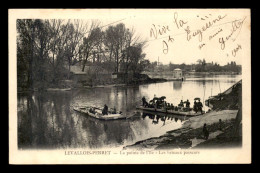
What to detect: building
<box><xmin>66</xmin><ymin>62</ymin><xmax>113</xmax><ymax>86</ymax></box>
<box><xmin>173</xmin><ymin>68</ymin><xmax>183</xmax><ymax>80</ymax></box>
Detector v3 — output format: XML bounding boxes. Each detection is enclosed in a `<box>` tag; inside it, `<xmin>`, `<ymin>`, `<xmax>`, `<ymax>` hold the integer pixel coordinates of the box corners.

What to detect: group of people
<box><xmin>194</xmin><ymin>100</ymin><xmax>203</xmax><ymax>114</ymax></box>
<box><xmin>142</xmin><ymin>96</ymin><xmax>176</xmax><ymax>111</ymax></box>
<box><xmin>142</xmin><ymin>96</ymin><xmax>203</xmax><ymax>113</ymax></box>
<box><xmin>89</xmin><ymin>107</ymin><xmax>96</xmax><ymax>114</ymax></box>
<box><xmin>178</xmin><ymin>99</ymin><xmax>190</xmax><ymax>108</ymax></box>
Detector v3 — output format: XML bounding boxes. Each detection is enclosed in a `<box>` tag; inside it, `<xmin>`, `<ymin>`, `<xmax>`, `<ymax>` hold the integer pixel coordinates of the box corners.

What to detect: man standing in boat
<box><xmin>102</xmin><ymin>104</ymin><xmax>108</xmax><ymax>115</ymax></box>
<box><xmin>194</xmin><ymin>100</ymin><xmax>198</xmax><ymax>112</ymax></box>
<box><xmin>179</xmin><ymin>100</ymin><xmax>184</xmax><ymax>108</ymax></box>
<box><xmin>162</xmin><ymin>101</ymin><xmax>167</xmax><ymax>112</ymax></box>
<box><xmin>186</xmin><ymin>99</ymin><xmax>190</xmax><ymax>108</ymax></box>
<box><xmin>197</xmin><ymin>100</ymin><xmax>203</xmax><ymax>114</ymax></box>
<box><xmin>112</xmin><ymin>106</ymin><xmax>117</xmax><ymax>114</ymax></box>
<box><xmin>170</xmin><ymin>103</ymin><xmax>174</xmax><ymax>110</ymax></box>
<box><xmin>142</xmin><ymin>96</ymin><xmax>147</xmax><ymax>107</ymax></box>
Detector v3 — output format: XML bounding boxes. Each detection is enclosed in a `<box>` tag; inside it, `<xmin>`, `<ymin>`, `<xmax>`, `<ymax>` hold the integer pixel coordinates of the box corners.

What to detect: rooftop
<box><xmin>174</xmin><ymin>68</ymin><xmax>182</xmax><ymax>71</ymax></box>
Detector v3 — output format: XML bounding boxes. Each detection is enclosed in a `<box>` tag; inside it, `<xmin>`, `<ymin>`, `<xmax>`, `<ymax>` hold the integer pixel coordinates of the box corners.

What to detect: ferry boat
<box><xmin>136</xmin><ymin>106</ymin><xmax>204</xmax><ymax>116</ymax></box>
<box><xmin>73</xmin><ymin>106</ymin><xmax>127</xmax><ymax>120</ymax></box>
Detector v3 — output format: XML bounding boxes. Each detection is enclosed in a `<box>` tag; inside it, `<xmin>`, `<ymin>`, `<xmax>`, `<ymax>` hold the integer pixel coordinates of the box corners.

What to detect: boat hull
<box><xmin>73</xmin><ymin>107</ymin><xmax>127</xmax><ymax>120</ymax></box>
<box><xmin>136</xmin><ymin>106</ymin><xmax>204</xmax><ymax>116</ymax></box>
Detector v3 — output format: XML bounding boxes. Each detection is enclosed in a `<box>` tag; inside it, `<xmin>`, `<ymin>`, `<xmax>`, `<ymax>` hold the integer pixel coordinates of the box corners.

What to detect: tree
<box><xmin>63</xmin><ymin>20</ymin><xmax>88</xmax><ymax>78</ymax></box>
<box><xmin>80</xmin><ymin>20</ymin><xmax>102</xmax><ymax>72</ymax></box>
<box><xmin>197</xmin><ymin>59</ymin><xmax>202</xmax><ymax>65</ymax></box>
<box><xmin>139</xmin><ymin>59</ymin><xmax>151</xmax><ymax>71</ymax></box>
<box><xmin>17</xmin><ymin>19</ymin><xmax>35</xmax><ymax>89</ymax></box>
<box><xmin>17</xmin><ymin>19</ymin><xmax>51</xmax><ymax>89</ymax></box>
<box><xmin>169</xmin><ymin>62</ymin><xmax>175</xmax><ymax>71</ymax></box>
<box><xmin>46</xmin><ymin>19</ymin><xmax>73</xmax><ymax>84</ymax></box>
<box><xmin>104</xmin><ymin>24</ymin><xmax>131</xmax><ymax>73</ymax></box>
<box><xmin>121</xmin><ymin>27</ymin><xmax>145</xmax><ymax>73</ymax></box>
<box><xmin>17</xmin><ymin>19</ymin><xmax>149</xmax><ymax>89</ymax></box>
<box><xmin>179</xmin><ymin>63</ymin><xmax>186</xmax><ymax>70</ymax></box>
<box><xmin>202</xmin><ymin>59</ymin><xmax>206</xmax><ymax>71</ymax></box>
<box><xmin>127</xmin><ymin>44</ymin><xmax>146</xmax><ymax>74</ymax></box>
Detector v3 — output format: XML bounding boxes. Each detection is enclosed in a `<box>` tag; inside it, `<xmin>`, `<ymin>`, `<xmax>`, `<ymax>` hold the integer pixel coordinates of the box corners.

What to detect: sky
<box><xmin>16</xmin><ymin>9</ymin><xmax>250</xmax><ymax>66</ymax></box>
<box><xmin>94</xmin><ymin>9</ymin><xmax>250</xmax><ymax>65</ymax></box>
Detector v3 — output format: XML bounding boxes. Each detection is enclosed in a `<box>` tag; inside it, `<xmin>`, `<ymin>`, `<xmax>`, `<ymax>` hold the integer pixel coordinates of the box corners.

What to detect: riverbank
<box><xmin>124</xmin><ymin>110</ymin><xmax>240</xmax><ymax>150</ymax></box>
<box><xmin>18</xmin><ymin>73</ymin><xmax>167</xmax><ymax>93</ymax></box>
<box><xmin>143</xmin><ymin>71</ymin><xmax>241</xmax><ymax>76</ymax></box>
<box><xmin>186</xmin><ymin>71</ymin><xmax>241</xmax><ymax>75</ymax></box>
<box><xmin>207</xmin><ymin>80</ymin><xmax>242</xmax><ymax>110</ymax></box>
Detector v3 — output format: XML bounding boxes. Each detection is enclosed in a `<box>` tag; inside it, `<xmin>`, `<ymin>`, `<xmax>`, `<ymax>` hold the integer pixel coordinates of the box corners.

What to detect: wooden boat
<box><xmin>73</xmin><ymin>106</ymin><xmax>127</xmax><ymax>120</ymax></box>
<box><xmin>136</xmin><ymin>106</ymin><xmax>204</xmax><ymax>116</ymax></box>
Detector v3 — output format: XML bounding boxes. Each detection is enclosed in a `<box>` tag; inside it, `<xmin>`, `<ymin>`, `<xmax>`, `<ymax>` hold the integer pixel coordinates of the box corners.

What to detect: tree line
<box><xmin>141</xmin><ymin>59</ymin><xmax>241</xmax><ymax>73</ymax></box>
<box><xmin>17</xmin><ymin>19</ymin><xmax>147</xmax><ymax>90</ymax></box>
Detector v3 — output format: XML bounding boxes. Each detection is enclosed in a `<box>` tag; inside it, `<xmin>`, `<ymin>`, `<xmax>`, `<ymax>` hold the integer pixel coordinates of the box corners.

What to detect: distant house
<box><xmin>173</xmin><ymin>68</ymin><xmax>183</xmax><ymax>80</ymax></box>
<box><xmin>68</xmin><ymin>62</ymin><xmax>110</xmax><ymax>75</ymax></box>
<box><xmin>66</xmin><ymin>62</ymin><xmax>112</xmax><ymax>82</ymax></box>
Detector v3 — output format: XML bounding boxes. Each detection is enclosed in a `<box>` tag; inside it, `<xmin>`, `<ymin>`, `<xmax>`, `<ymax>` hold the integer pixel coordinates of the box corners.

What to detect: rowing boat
<box><xmin>136</xmin><ymin>106</ymin><xmax>204</xmax><ymax>116</ymax></box>
<box><xmin>73</xmin><ymin>106</ymin><xmax>127</xmax><ymax>120</ymax></box>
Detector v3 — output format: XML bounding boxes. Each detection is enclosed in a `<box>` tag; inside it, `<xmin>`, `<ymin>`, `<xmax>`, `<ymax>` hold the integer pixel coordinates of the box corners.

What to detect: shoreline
<box><xmin>143</xmin><ymin>71</ymin><xmax>241</xmax><ymax>75</ymax></box>
<box><xmin>18</xmin><ymin>77</ymin><xmax>168</xmax><ymax>93</ymax></box>
<box><xmin>124</xmin><ymin>110</ymin><xmax>241</xmax><ymax>150</ymax></box>
<box><xmin>18</xmin><ymin>73</ymin><xmax>241</xmax><ymax>93</ymax></box>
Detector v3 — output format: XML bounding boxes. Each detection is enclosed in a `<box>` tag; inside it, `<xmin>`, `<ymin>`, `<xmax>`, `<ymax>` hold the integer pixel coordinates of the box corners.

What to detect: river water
<box><xmin>17</xmin><ymin>74</ymin><xmax>241</xmax><ymax>150</ymax></box>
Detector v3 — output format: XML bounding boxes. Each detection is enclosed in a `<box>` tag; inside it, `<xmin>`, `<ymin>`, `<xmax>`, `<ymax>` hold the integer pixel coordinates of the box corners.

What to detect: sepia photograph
<box><xmin>9</xmin><ymin>9</ymin><xmax>251</xmax><ymax>164</ymax></box>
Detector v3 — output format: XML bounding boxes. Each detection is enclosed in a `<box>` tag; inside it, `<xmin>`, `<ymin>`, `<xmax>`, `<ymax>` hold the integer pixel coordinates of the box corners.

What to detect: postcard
<box><xmin>9</xmin><ymin>9</ymin><xmax>251</xmax><ymax>164</ymax></box>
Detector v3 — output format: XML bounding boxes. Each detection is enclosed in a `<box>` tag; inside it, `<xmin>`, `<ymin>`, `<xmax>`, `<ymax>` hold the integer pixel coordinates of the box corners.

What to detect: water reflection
<box><xmin>18</xmin><ymin>89</ymin><xmax>178</xmax><ymax>149</ymax></box>
<box><xmin>17</xmin><ymin>75</ymin><xmax>241</xmax><ymax>149</ymax></box>
<box><xmin>173</xmin><ymin>81</ymin><xmax>182</xmax><ymax>90</ymax></box>
<box><xmin>142</xmin><ymin>112</ymin><xmax>185</xmax><ymax>124</ymax></box>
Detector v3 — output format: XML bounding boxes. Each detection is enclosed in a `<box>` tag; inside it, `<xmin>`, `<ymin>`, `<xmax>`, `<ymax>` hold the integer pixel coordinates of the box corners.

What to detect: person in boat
<box><xmin>112</xmin><ymin>106</ymin><xmax>117</xmax><ymax>114</ymax></box>
<box><xmin>170</xmin><ymin>103</ymin><xmax>174</xmax><ymax>110</ymax></box>
<box><xmin>145</xmin><ymin>101</ymin><xmax>148</xmax><ymax>107</ymax></box>
<box><xmin>154</xmin><ymin>101</ymin><xmax>157</xmax><ymax>109</ymax></box>
<box><xmin>193</xmin><ymin>100</ymin><xmax>198</xmax><ymax>112</ymax></box>
<box><xmin>163</xmin><ymin>101</ymin><xmax>167</xmax><ymax>112</ymax></box>
<box><xmin>162</xmin><ymin>101</ymin><xmax>166</xmax><ymax>109</ymax></box>
<box><xmin>203</xmin><ymin>123</ymin><xmax>209</xmax><ymax>140</ymax></box>
<box><xmin>197</xmin><ymin>100</ymin><xmax>203</xmax><ymax>114</ymax></box>
<box><xmin>156</xmin><ymin>100</ymin><xmax>160</xmax><ymax>109</ymax></box>
<box><xmin>102</xmin><ymin>104</ymin><xmax>108</xmax><ymax>115</ymax></box>
<box><xmin>179</xmin><ymin>100</ymin><xmax>184</xmax><ymax>107</ymax></box>
<box><xmin>167</xmin><ymin>103</ymin><xmax>171</xmax><ymax>111</ymax></box>
<box><xmin>186</xmin><ymin>99</ymin><xmax>190</xmax><ymax>108</ymax></box>
<box><xmin>142</xmin><ymin>96</ymin><xmax>147</xmax><ymax>107</ymax></box>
